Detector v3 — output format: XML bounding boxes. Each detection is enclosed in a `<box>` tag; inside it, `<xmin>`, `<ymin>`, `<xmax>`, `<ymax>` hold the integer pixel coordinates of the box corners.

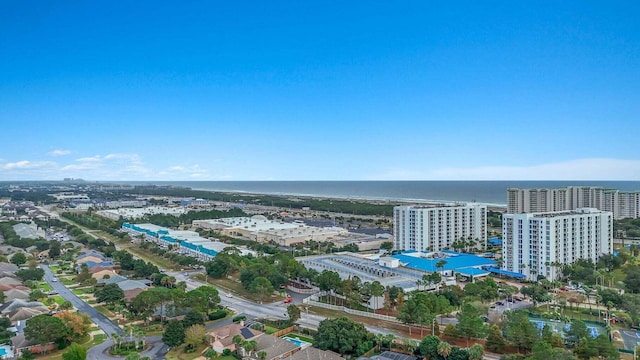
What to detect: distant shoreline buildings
<box><xmin>507</xmin><ymin>186</ymin><xmax>640</xmax><ymax>220</ymax></box>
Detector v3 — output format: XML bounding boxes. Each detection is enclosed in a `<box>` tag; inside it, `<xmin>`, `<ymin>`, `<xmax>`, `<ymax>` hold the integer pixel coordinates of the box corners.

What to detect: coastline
<box><xmin>188</xmin><ymin>186</ymin><xmax>508</xmax><ymax>211</ymax></box>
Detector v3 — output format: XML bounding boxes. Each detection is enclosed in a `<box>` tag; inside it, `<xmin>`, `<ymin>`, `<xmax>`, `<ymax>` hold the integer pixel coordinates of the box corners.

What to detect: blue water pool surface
<box><xmin>0</xmin><ymin>348</ymin><xmax>7</xmax><ymax>355</ymax></box>
<box><xmin>283</xmin><ymin>337</ymin><xmax>304</xmax><ymax>347</ymax></box>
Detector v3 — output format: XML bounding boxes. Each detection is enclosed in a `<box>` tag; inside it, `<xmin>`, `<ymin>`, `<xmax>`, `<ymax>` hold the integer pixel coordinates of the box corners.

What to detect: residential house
<box><xmin>91</xmin><ymin>269</ymin><xmax>118</xmax><ymax>281</ymax></box>
<box><xmin>97</xmin><ymin>274</ymin><xmax>127</xmax><ymax>285</ymax></box>
<box><xmin>0</xmin><ymin>263</ymin><xmax>20</xmax><ymax>273</ymax></box>
<box><xmin>288</xmin><ymin>347</ymin><xmax>345</xmax><ymax>360</ymax></box>
<box><xmin>12</xmin><ymin>334</ymin><xmax>56</xmax><ymax>357</ymax></box>
<box><xmin>88</xmin><ymin>265</ymin><xmax>116</xmax><ymax>274</ymax></box>
<box><xmin>247</xmin><ymin>334</ymin><xmax>299</xmax><ymax>360</ymax></box>
<box><xmin>116</xmin><ymin>280</ymin><xmax>149</xmax><ymax>301</ymax></box>
<box><xmin>207</xmin><ymin>322</ymin><xmax>262</xmax><ymax>354</ymax></box>
<box><xmin>3</xmin><ymin>288</ymin><xmax>30</xmax><ymax>302</ymax></box>
<box><xmin>359</xmin><ymin>351</ymin><xmax>418</xmax><ymax>360</ymax></box>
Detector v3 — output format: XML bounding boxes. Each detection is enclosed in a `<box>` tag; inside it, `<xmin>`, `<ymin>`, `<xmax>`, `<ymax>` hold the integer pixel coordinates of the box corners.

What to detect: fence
<box><xmin>272</xmin><ymin>326</ymin><xmax>295</xmax><ymax>338</ymax></box>
<box><xmin>303</xmin><ymin>297</ymin><xmax>398</xmax><ymax>322</ymax></box>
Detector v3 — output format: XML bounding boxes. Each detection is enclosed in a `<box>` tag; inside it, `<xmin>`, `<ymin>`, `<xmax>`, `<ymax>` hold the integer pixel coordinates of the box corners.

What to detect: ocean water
<box><xmin>127</xmin><ymin>181</ymin><xmax>640</xmax><ymax>206</ymax></box>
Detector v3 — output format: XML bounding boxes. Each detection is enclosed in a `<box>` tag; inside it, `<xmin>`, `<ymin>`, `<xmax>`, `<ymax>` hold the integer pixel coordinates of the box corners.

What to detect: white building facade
<box><xmin>507</xmin><ymin>186</ymin><xmax>640</xmax><ymax>220</ymax></box>
<box><xmin>393</xmin><ymin>204</ymin><xmax>487</xmax><ymax>252</ymax></box>
<box><xmin>501</xmin><ymin>208</ymin><xmax>613</xmax><ymax>281</ymax></box>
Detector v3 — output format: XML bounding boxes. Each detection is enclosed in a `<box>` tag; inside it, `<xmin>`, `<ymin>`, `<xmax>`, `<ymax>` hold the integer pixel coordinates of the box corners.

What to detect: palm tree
<box><xmin>244</xmin><ymin>340</ymin><xmax>257</xmax><ymax>356</ymax></box>
<box><xmin>436</xmin><ymin>260</ymin><xmax>447</xmax><ymax>274</ymax></box>
<box><xmin>232</xmin><ymin>335</ymin><xmax>243</xmax><ymax>354</ymax></box>
<box><xmin>112</xmin><ymin>334</ymin><xmax>122</xmax><ymax>350</ymax></box>
<box><xmin>257</xmin><ymin>350</ymin><xmax>267</xmax><ymax>360</ymax></box>
<box><xmin>437</xmin><ymin>341</ymin><xmax>452</xmax><ymax>360</ymax></box>
<box><xmin>468</xmin><ymin>344</ymin><xmax>484</xmax><ymax>360</ymax></box>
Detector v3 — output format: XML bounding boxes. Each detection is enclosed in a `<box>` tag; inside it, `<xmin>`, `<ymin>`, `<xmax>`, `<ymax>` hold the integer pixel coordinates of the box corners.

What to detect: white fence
<box><xmin>303</xmin><ymin>294</ymin><xmax>398</xmax><ymax>322</ymax></box>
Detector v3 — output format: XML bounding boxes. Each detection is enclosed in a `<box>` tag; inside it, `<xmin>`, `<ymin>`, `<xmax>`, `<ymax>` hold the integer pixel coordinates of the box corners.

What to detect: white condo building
<box><xmin>507</xmin><ymin>186</ymin><xmax>640</xmax><ymax>220</ymax></box>
<box><xmin>501</xmin><ymin>208</ymin><xmax>613</xmax><ymax>281</ymax></box>
<box><xmin>393</xmin><ymin>204</ymin><xmax>487</xmax><ymax>252</ymax></box>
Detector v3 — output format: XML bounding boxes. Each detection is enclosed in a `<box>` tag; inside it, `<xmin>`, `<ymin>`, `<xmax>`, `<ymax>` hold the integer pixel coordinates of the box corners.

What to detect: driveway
<box><xmin>41</xmin><ymin>264</ymin><xmax>124</xmax><ymax>336</ymax></box>
<box><xmin>87</xmin><ymin>336</ymin><xmax>168</xmax><ymax>360</ymax></box>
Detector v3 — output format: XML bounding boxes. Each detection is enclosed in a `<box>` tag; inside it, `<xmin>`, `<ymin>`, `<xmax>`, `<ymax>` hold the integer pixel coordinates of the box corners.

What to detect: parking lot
<box><xmin>489</xmin><ymin>297</ymin><xmax>533</xmax><ymax>314</ymax></box>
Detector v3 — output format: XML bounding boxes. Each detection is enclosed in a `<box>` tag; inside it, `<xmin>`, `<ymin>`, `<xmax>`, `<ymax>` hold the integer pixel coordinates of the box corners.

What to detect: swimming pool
<box><xmin>282</xmin><ymin>336</ymin><xmax>311</xmax><ymax>349</ymax></box>
<box><xmin>0</xmin><ymin>347</ymin><xmax>7</xmax><ymax>356</ymax></box>
<box><xmin>284</xmin><ymin>337</ymin><xmax>304</xmax><ymax>347</ymax></box>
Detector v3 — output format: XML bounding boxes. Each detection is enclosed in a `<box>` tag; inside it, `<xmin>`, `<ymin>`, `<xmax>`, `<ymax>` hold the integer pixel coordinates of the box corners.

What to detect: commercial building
<box><xmin>121</xmin><ymin>223</ymin><xmax>240</xmax><ymax>260</ymax></box>
<box><xmin>501</xmin><ymin>208</ymin><xmax>613</xmax><ymax>281</ymax></box>
<box><xmin>193</xmin><ymin>215</ymin><xmax>348</xmax><ymax>246</ymax></box>
<box><xmin>507</xmin><ymin>186</ymin><xmax>640</xmax><ymax>220</ymax></box>
<box><xmin>393</xmin><ymin>204</ymin><xmax>487</xmax><ymax>252</ymax></box>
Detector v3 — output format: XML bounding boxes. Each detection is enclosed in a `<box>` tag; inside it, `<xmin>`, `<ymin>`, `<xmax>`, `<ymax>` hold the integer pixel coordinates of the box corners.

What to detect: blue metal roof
<box><xmin>456</xmin><ymin>267</ymin><xmax>490</xmax><ymax>276</ymax></box>
<box><xmin>391</xmin><ymin>251</ymin><xmax>496</xmax><ymax>272</ymax></box>
<box><xmin>486</xmin><ymin>267</ymin><xmax>526</xmax><ymax>279</ymax></box>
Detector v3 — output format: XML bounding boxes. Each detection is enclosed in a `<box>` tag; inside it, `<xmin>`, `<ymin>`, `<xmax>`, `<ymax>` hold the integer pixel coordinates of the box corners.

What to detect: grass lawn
<box><xmin>92</xmin><ymin>333</ymin><xmax>107</xmax><ymax>346</ymax></box>
<box><xmin>165</xmin><ymin>344</ymin><xmax>209</xmax><ymax>360</ymax></box>
<box><xmin>51</xmin><ymin>295</ymin><xmax>65</xmax><ymax>305</ymax></box>
<box><xmin>194</xmin><ymin>275</ymin><xmax>286</xmax><ymax>303</ymax></box>
<box><xmin>119</xmin><ymin>243</ymin><xmax>181</xmax><ymax>271</ymax></box>
<box><xmin>285</xmin><ymin>333</ymin><xmax>314</xmax><ymax>343</ymax></box>
<box><xmin>40</xmin><ymin>283</ymin><xmax>53</xmax><ymax>291</ymax></box>
<box><xmin>72</xmin><ymin>289</ymin><xmax>84</xmax><ymax>295</ymax></box>
<box><xmin>49</xmin><ymin>265</ymin><xmax>59</xmax><ymax>272</ymax></box>
<box><xmin>61</xmin><ymin>278</ymin><xmax>74</xmax><ymax>286</ymax></box>
<box><xmin>95</xmin><ymin>305</ymin><xmax>115</xmax><ymax>318</ymax></box>
<box><xmin>264</xmin><ymin>325</ymin><xmax>279</xmax><ymax>334</ymax></box>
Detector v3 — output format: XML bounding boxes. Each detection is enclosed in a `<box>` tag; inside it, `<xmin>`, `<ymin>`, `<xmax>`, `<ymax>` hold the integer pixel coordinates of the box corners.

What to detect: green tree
<box><xmin>183</xmin><ymin>310</ymin><xmax>205</xmax><ymax>328</ymax></box>
<box><xmin>184</xmin><ymin>324</ymin><xmax>206</xmax><ymax>349</ymax></box>
<box><xmin>249</xmin><ymin>276</ymin><xmax>274</xmax><ymax>303</ymax></box>
<box><xmin>418</xmin><ymin>335</ymin><xmax>441</xmax><ymax>360</ymax></box>
<box><xmin>49</xmin><ymin>241</ymin><xmax>62</xmax><ymax>259</ymax></box>
<box><xmin>565</xmin><ymin>320</ymin><xmax>589</xmax><ymax>347</ymax></box>
<box><xmin>504</xmin><ymin>310</ymin><xmax>539</xmax><ymax>353</ymax></box>
<box><xmin>287</xmin><ymin>304</ymin><xmax>301</xmax><ymax>324</ymax></box>
<box><xmin>59</xmin><ymin>300</ymin><xmax>73</xmax><ymax>310</ymax></box>
<box><xmin>15</xmin><ymin>268</ymin><xmax>44</xmax><ymax>281</ymax></box>
<box><xmin>162</xmin><ymin>319</ymin><xmax>185</xmax><ymax>348</ymax></box>
<box><xmin>24</xmin><ymin>314</ymin><xmax>69</xmax><ymax>347</ymax></box>
<box><xmin>313</xmin><ymin>317</ymin><xmax>374</xmax><ymax>356</ymax></box>
<box><xmin>11</xmin><ymin>252</ymin><xmax>27</xmax><ymax>266</ymax></box>
<box><xmin>62</xmin><ymin>343</ymin><xmax>87</xmax><ymax>360</ymax></box>
<box><xmin>75</xmin><ymin>264</ymin><xmax>91</xmax><ymax>283</ymax></box>
<box><xmin>574</xmin><ymin>337</ymin><xmax>598</xmax><ymax>360</ymax></box>
<box><xmin>486</xmin><ymin>324</ymin><xmax>506</xmax><ymax>353</ymax></box>
<box><xmin>456</xmin><ymin>303</ymin><xmax>486</xmax><ymax>346</ymax></box>
<box><xmin>95</xmin><ymin>283</ymin><xmax>124</xmax><ymax>305</ymax></box>
<box><xmin>185</xmin><ymin>286</ymin><xmax>220</xmax><ymax>315</ymax></box>
<box><xmin>468</xmin><ymin>344</ymin><xmax>484</xmax><ymax>360</ymax></box>
<box><xmin>521</xmin><ymin>284</ymin><xmax>553</xmax><ymax>306</ymax></box>
<box><xmin>28</xmin><ymin>289</ymin><xmax>46</xmax><ymax>302</ymax></box>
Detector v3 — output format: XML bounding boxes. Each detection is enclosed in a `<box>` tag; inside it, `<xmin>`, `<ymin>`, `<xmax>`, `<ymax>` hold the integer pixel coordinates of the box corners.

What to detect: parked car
<box><xmin>495</xmin><ymin>301</ymin><xmax>504</xmax><ymax>306</ymax></box>
<box><xmin>284</xmin><ymin>297</ymin><xmax>293</xmax><ymax>303</ymax></box>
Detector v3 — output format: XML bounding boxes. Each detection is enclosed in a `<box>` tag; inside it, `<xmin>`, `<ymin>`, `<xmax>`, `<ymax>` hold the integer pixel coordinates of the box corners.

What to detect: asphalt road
<box><xmin>41</xmin><ymin>264</ymin><xmax>124</xmax><ymax>336</ymax></box>
<box><xmin>86</xmin><ymin>336</ymin><xmax>168</xmax><ymax>360</ymax></box>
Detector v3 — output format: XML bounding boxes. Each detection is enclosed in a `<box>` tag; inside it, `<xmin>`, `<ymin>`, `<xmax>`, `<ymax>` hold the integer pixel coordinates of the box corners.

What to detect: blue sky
<box><xmin>1</xmin><ymin>1</ymin><xmax>639</xmax><ymax>181</ymax></box>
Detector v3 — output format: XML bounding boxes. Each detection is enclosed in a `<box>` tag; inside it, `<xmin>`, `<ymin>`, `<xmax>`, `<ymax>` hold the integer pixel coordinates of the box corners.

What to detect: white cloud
<box><xmin>76</xmin><ymin>155</ymin><xmax>103</xmax><ymax>163</ymax></box>
<box><xmin>370</xmin><ymin>158</ymin><xmax>640</xmax><ymax>180</ymax></box>
<box><xmin>1</xmin><ymin>160</ymin><xmax>57</xmax><ymax>170</ymax></box>
<box><xmin>48</xmin><ymin>149</ymin><xmax>72</xmax><ymax>157</ymax></box>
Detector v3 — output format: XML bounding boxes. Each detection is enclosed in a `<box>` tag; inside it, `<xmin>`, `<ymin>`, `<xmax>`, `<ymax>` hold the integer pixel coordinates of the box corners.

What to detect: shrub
<box><xmin>232</xmin><ymin>315</ymin><xmax>246</xmax><ymax>323</ymax></box>
<box><xmin>208</xmin><ymin>310</ymin><xmax>227</xmax><ymax>321</ymax></box>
